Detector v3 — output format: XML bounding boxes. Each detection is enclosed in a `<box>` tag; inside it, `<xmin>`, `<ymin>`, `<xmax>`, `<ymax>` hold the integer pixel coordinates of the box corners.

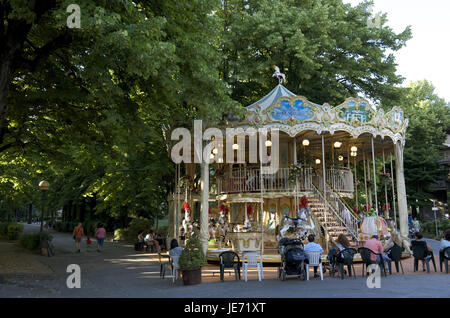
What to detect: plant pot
<box><xmin>181</xmin><ymin>268</ymin><xmax>202</xmax><ymax>285</ymax></box>
<box><xmin>41</xmin><ymin>247</ymin><xmax>48</xmax><ymax>257</ymax></box>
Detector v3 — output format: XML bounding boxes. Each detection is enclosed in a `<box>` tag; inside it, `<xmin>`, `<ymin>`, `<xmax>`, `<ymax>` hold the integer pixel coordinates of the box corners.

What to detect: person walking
<box><xmin>73</xmin><ymin>223</ymin><xmax>84</xmax><ymax>253</ymax></box>
<box><xmin>95</xmin><ymin>223</ymin><xmax>106</xmax><ymax>252</ymax></box>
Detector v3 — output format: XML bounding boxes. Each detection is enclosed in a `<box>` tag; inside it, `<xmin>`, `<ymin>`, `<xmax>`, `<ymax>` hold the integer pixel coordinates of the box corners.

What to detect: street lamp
<box><xmin>39</xmin><ymin>181</ymin><xmax>50</xmax><ymax>233</ymax></box>
<box><xmin>432</xmin><ymin>200</ymin><xmax>439</xmax><ymax>239</ymax></box>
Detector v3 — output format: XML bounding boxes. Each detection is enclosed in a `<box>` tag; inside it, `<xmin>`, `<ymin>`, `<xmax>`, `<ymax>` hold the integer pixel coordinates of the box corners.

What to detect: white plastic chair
<box><xmin>242</xmin><ymin>252</ymin><xmax>263</xmax><ymax>282</ymax></box>
<box><xmin>171</xmin><ymin>255</ymin><xmax>180</xmax><ymax>283</ymax></box>
<box><xmin>306</xmin><ymin>251</ymin><xmax>323</xmax><ymax>280</ymax></box>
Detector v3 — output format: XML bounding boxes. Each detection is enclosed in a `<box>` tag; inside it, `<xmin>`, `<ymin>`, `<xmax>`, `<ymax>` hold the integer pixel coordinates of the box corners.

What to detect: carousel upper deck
<box><xmin>169</xmin><ymin>80</ymin><xmax>410</xmax><ymax>265</ymax></box>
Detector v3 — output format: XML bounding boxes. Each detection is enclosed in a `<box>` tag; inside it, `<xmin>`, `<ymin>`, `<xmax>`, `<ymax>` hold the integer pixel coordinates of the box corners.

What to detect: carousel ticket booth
<box><xmin>168</xmin><ymin>76</ymin><xmax>410</xmax><ymax>263</ymax></box>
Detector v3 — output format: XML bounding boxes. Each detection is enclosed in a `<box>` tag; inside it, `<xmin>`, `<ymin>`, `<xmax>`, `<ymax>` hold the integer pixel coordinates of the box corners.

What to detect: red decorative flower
<box><xmin>247</xmin><ymin>205</ymin><xmax>253</xmax><ymax>216</ymax></box>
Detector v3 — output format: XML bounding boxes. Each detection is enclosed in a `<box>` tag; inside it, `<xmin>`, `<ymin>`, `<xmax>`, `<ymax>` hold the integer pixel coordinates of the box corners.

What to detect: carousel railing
<box><xmin>325</xmin><ymin>181</ymin><xmax>361</xmax><ymax>221</ymax></box>
<box><xmin>311</xmin><ymin>181</ymin><xmax>359</xmax><ymax>242</ymax></box>
<box><xmin>218</xmin><ymin>167</ymin><xmax>313</xmax><ymax>194</ymax></box>
<box><xmin>325</xmin><ymin>168</ymin><xmax>354</xmax><ymax>195</ymax></box>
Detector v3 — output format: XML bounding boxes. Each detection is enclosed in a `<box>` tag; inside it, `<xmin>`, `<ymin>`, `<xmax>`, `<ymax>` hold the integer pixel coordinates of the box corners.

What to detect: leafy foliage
<box><xmin>401</xmin><ymin>81</ymin><xmax>450</xmax><ymax>208</ymax></box>
<box><xmin>179</xmin><ymin>229</ymin><xmax>207</xmax><ymax>270</ymax></box>
<box><xmin>216</xmin><ymin>0</ymin><xmax>411</xmax><ymax>106</ymax></box>
<box><xmin>18</xmin><ymin>233</ymin><xmax>41</xmax><ymax>251</ymax></box>
<box><xmin>6</xmin><ymin>223</ymin><xmax>24</xmax><ymax>240</ymax></box>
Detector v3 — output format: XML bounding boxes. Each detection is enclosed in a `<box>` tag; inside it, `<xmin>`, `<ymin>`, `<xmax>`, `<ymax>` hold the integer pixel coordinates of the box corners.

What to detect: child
<box><xmin>86</xmin><ymin>237</ymin><xmax>92</xmax><ymax>252</ymax></box>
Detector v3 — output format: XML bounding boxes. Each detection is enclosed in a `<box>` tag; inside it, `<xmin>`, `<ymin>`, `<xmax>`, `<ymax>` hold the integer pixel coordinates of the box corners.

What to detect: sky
<box><xmin>345</xmin><ymin>0</ymin><xmax>450</xmax><ymax>102</ymax></box>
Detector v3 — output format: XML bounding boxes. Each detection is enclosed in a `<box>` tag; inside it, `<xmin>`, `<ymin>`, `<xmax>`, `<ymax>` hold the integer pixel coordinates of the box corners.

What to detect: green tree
<box><xmin>401</xmin><ymin>81</ymin><xmax>450</xmax><ymax>218</ymax></box>
<box><xmin>217</xmin><ymin>0</ymin><xmax>411</xmax><ymax>106</ymax></box>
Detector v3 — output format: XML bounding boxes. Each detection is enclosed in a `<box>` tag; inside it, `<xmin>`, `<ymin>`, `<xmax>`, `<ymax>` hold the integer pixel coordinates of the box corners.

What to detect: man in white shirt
<box><xmin>440</xmin><ymin>229</ymin><xmax>450</xmax><ymax>271</ymax></box>
<box><xmin>304</xmin><ymin>234</ymin><xmax>324</xmax><ymax>278</ymax></box>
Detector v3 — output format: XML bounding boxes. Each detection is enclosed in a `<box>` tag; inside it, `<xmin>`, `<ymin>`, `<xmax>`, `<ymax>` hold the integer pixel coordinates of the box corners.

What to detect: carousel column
<box><xmin>367</xmin><ymin>153</ymin><xmax>373</xmax><ymax>207</ymax></box>
<box><xmin>382</xmin><ymin>148</ymin><xmax>388</xmax><ymax>219</ymax></box>
<box><xmin>371</xmin><ymin>137</ymin><xmax>378</xmax><ymax>215</ymax></box>
<box><xmin>353</xmin><ymin>155</ymin><xmax>358</xmax><ymax>209</ymax></box>
<box><xmin>363</xmin><ymin>151</ymin><xmax>368</xmax><ymax>208</ymax></box>
<box><xmin>321</xmin><ymin>134</ymin><xmax>328</xmax><ymax>251</ymax></box>
<box><xmin>200</xmin><ymin>161</ymin><xmax>209</xmax><ymax>256</ymax></box>
<box><xmin>259</xmin><ymin>131</ymin><xmax>265</xmax><ymax>255</ymax></box>
<box><xmin>293</xmin><ymin>137</ymin><xmax>298</xmax><ymax>213</ymax></box>
<box><xmin>390</xmin><ymin>154</ymin><xmax>398</xmax><ymax>229</ymax></box>
<box><xmin>394</xmin><ymin>141</ymin><xmax>408</xmax><ymax>238</ymax></box>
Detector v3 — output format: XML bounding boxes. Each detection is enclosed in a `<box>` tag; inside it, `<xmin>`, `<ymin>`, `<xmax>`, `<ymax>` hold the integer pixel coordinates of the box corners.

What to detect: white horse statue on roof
<box><xmin>272</xmin><ymin>66</ymin><xmax>286</xmax><ymax>84</ymax></box>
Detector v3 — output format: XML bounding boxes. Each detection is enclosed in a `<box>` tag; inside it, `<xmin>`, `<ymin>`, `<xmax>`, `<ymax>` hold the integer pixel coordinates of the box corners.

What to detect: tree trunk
<box><xmin>27</xmin><ymin>203</ymin><xmax>33</xmax><ymax>224</ymax></box>
<box><xmin>411</xmin><ymin>205</ymin><xmax>418</xmax><ymax>219</ymax></box>
<box><xmin>0</xmin><ymin>58</ymin><xmax>12</xmax><ymax>134</ymax></box>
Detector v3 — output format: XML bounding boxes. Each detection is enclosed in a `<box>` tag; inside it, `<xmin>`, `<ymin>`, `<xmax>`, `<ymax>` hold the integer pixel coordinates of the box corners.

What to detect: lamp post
<box><xmin>432</xmin><ymin>200</ymin><xmax>439</xmax><ymax>239</ymax></box>
<box><xmin>39</xmin><ymin>181</ymin><xmax>50</xmax><ymax>233</ymax></box>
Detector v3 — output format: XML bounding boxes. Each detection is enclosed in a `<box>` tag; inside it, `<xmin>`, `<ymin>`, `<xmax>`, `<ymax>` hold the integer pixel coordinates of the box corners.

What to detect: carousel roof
<box><xmin>247</xmin><ymin>84</ymin><xmax>297</xmax><ymax>112</ymax></box>
<box><xmin>235</xmin><ymin>84</ymin><xmax>408</xmax><ymax>145</ymax></box>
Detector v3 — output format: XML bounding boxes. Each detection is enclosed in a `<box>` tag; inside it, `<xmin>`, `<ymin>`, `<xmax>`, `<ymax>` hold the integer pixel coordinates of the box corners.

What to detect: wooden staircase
<box><xmin>308</xmin><ymin>196</ymin><xmax>357</xmax><ymax>246</ymax></box>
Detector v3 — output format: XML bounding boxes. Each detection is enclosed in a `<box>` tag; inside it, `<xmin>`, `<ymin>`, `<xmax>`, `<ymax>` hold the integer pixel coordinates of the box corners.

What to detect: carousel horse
<box><xmin>217</xmin><ymin>209</ymin><xmax>230</xmax><ymax>247</ymax></box>
<box><xmin>279</xmin><ymin>205</ymin><xmax>315</xmax><ymax>240</ymax></box>
<box><xmin>181</xmin><ymin>203</ymin><xmax>193</xmax><ymax>240</ymax></box>
<box><xmin>272</xmin><ymin>66</ymin><xmax>286</xmax><ymax>83</ymax></box>
<box><xmin>208</xmin><ymin>217</ymin><xmax>217</xmax><ymax>240</ymax></box>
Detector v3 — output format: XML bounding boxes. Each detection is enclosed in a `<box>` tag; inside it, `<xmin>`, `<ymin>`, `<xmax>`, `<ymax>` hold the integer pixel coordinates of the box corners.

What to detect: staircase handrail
<box><xmin>326</xmin><ymin>180</ymin><xmax>361</xmax><ymax>220</ymax></box>
<box><xmin>311</xmin><ymin>181</ymin><xmax>359</xmax><ymax>242</ymax></box>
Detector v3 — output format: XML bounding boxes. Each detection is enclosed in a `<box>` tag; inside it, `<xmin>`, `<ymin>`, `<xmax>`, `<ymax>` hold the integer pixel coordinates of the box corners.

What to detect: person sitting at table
<box><xmin>153</xmin><ymin>230</ymin><xmax>165</xmax><ymax>251</ymax></box>
<box><xmin>144</xmin><ymin>230</ymin><xmax>160</xmax><ymax>253</ymax></box>
<box><xmin>327</xmin><ymin>234</ymin><xmax>352</xmax><ymax>275</ymax></box>
<box><xmin>364</xmin><ymin>234</ymin><xmax>389</xmax><ymax>272</ymax></box>
<box><xmin>439</xmin><ymin>229</ymin><xmax>450</xmax><ymax>268</ymax></box>
<box><xmin>169</xmin><ymin>239</ymin><xmax>183</xmax><ymax>257</ymax></box>
<box><xmin>410</xmin><ymin>232</ymin><xmax>434</xmax><ymax>271</ymax></box>
<box><xmin>383</xmin><ymin>230</ymin><xmax>404</xmax><ymax>259</ymax></box>
<box><xmin>304</xmin><ymin>234</ymin><xmax>324</xmax><ymax>278</ymax></box>
<box><xmin>137</xmin><ymin>230</ymin><xmax>145</xmax><ymax>251</ymax></box>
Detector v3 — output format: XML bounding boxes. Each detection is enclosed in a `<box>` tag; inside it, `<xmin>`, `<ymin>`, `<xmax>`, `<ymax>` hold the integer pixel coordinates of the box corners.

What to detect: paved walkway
<box><xmin>0</xmin><ymin>223</ymin><xmax>448</xmax><ymax>298</ymax></box>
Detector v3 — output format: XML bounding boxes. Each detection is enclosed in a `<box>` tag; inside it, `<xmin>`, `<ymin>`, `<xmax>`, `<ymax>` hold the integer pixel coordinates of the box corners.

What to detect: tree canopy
<box><xmin>2</xmin><ymin>0</ymin><xmax>447</xmax><ymax>226</ymax></box>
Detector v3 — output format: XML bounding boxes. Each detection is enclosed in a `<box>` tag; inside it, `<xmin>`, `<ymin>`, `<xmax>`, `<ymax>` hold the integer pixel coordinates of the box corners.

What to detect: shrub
<box><xmin>54</xmin><ymin>221</ymin><xmax>65</xmax><ymax>232</ymax></box>
<box><xmin>114</xmin><ymin>228</ymin><xmax>126</xmax><ymax>241</ymax></box>
<box><xmin>0</xmin><ymin>222</ymin><xmax>12</xmax><ymax>238</ymax></box>
<box><xmin>422</xmin><ymin>219</ymin><xmax>450</xmax><ymax>238</ymax></box>
<box><xmin>179</xmin><ymin>229</ymin><xmax>207</xmax><ymax>270</ymax></box>
<box><xmin>124</xmin><ymin>217</ymin><xmax>153</xmax><ymax>242</ymax></box>
<box><xmin>157</xmin><ymin>226</ymin><xmax>168</xmax><ymax>237</ymax></box>
<box><xmin>7</xmin><ymin>223</ymin><xmax>24</xmax><ymax>240</ymax></box>
<box><xmin>19</xmin><ymin>233</ymin><xmax>41</xmax><ymax>251</ymax></box>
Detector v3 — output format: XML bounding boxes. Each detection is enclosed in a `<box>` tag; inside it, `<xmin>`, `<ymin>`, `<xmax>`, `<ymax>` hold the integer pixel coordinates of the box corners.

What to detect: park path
<box><xmin>0</xmin><ymin>223</ymin><xmax>449</xmax><ymax>298</ymax></box>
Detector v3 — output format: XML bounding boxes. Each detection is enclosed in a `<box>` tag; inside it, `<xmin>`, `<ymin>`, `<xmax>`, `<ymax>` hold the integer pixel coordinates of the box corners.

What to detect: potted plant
<box><xmin>179</xmin><ymin>228</ymin><xmax>207</xmax><ymax>285</ymax></box>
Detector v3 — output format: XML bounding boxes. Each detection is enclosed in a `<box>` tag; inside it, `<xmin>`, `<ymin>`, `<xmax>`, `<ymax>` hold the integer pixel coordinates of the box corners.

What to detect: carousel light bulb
<box><xmin>333</xmin><ymin>141</ymin><xmax>342</xmax><ymax>149</ymax></box>
<box><xmin>302</xmin><ymin>139</ymin><xmax>310</xmax><ymax>146</ymax></box>
<box><xmin>209</xmin><ymin>153</ymin><xmax>215</xmax><ymax>159</ymax></box>
<box><xmin>232</xmin><ymin>143</ymin><xmax>239</xmax><ymax>150</ymax></box>
<box><xmin>315</xmin><ymin>159</ymin><xmax>321</xmax><ymax>165</ymax></box>
<box><xmin>351</xmin><ymin>146</ymin><xmax>357</xmax><ymax>152</ymax></box>
<box><xmin>338</xmin><ymin>155</ymin><xmax>344</xmax><ymax>161</ymax></box>
<box><xmin>265</xmin><ymin>140</ymin><xmax>272</xmax><ymax>147</ymax></box>
<box><xmin>212</xmin><ymin>148</ymin><xmax>218</xmax><ymax>155</ymax></box>
<box><xmin>351</xmin><ymin>151</ymin><xmax>357</xmax><ymax>157</ymax></box>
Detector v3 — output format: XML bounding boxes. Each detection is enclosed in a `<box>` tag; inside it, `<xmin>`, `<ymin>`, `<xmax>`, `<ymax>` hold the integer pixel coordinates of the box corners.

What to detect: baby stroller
<box><xmin>278</xmin><ymin>238</ymin><xmax>307</xmax><ymax>281</ymax></box>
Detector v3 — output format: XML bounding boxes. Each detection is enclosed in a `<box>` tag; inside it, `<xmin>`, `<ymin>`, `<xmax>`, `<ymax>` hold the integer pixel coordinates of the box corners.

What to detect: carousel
<box><xmin>168</xmin><ymin>69</ymin><xmax>410</xmax><ymax>263</ymax></box>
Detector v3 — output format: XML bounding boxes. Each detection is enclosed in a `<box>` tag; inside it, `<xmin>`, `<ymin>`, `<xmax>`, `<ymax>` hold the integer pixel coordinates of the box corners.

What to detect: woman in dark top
<box><xmin>410</xmin><ymin>232</ymin><xmax>433</xmax><ymax>271</ymax></box>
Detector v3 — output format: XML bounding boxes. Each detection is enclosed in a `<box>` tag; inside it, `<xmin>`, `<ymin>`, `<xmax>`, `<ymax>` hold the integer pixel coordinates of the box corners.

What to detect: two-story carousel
<box><xmin>168</xmin><ymin>74</ymin><xmax>410</xmax><ymax>263</ymax></box>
